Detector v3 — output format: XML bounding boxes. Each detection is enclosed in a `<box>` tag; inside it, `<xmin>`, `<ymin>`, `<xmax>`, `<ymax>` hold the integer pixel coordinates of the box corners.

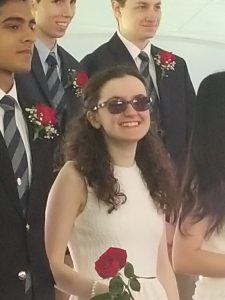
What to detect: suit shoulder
<box><xmin>81</xmin><ymin>40</ymin><xmax>112</xmax><ymax>63</ymax></box>
<box><xmin>198</xmin><ymin>71</ymin><xmax>225</xmax><ymax>92</ymax></box>
<box><xmin>80</xmin><ymin>40</ymin><xmax>113</xmax><ymax>75</ymax></box>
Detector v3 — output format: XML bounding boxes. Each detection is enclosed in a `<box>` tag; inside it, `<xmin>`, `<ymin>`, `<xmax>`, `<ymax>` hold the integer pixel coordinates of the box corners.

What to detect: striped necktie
<box><xmin>46</xmin><ymin>52</ymin><xmax>65</xmax><ymax>110</ymax></box>
<box><xmin>138</xmin><ymin>51</ymin><xmax>161</xmax><ymax>126</ymax></box>
<box><xmin>0</xmin><ymin>95</ymin><xmax>29</xmax><ymax>217</ymax></box>
<box><xmin>1</xmin><ymin>96</ymin><xmax>32</xmax><ymax>298</ymax></box>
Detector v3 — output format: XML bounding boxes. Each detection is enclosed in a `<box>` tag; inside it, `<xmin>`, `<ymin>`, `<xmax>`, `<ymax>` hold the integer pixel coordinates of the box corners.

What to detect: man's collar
<box><xmin>0</xmin><ymin>81</ymin><xmax>20</xmax><ymax>108</ymax></box>
<box><xmin>117</xmin><ymin>30</ymin><xmax>152</xmax><ymax>61</ymax></box>
<box><xmin>35</xmin><ymin>38</ymin><xmax>59</xmax><ymax>64</ymax></box>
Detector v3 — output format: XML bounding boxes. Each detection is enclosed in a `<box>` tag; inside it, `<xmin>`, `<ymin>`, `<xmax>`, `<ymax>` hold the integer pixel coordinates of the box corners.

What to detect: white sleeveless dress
<box><xmin>68</xmin><ymin>163</ymin><xmax>168</xmax><ymax>300</ymax></box>
<box><xmin>193</xmin><ymin>229</ymin><xmax>225</xmax><ymax>300</ymax></box>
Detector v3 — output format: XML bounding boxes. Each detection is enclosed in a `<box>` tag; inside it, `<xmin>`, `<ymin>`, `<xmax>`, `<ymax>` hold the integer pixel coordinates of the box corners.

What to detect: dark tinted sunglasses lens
<box><xmin>107</xmin><ymin>99</ymin><xmax>127</xmax><ymax>114</ymax></box>
<box><xmin>132</xmin><ymin>97</ymin><xmax>150</xmax><ymax>111</ymax></box>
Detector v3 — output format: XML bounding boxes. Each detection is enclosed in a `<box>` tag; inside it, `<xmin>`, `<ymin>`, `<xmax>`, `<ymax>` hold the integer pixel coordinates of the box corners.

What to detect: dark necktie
<box><xmin>138</xmin><ymin>51</ymin><xmax>161</xmax><ymax>126</ymax></box>
<box><xmin>0</xmin><ymin>95</ymin><xmax>29</xmax><ymax>216</ymax></box>
<box><xmin>0</xmin><ymin>96</ymin><xmax>32</xmax><ymax>298</ymax></box>
<box><xmin>46</xmin><ymin>52</ymin><xmax>65</xmax><ymax>110</ymax></box>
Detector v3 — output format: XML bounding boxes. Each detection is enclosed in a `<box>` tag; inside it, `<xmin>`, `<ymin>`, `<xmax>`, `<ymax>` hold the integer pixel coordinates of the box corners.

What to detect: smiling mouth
<box><xmin>56</xmin><ymin>22</ymin><xmax>69</xmax><ymax>28</ymax></box>
<box><xmin>121</xmin><ymin>121</ymin><xmax>140</xmax><ymax>127</ymax></box>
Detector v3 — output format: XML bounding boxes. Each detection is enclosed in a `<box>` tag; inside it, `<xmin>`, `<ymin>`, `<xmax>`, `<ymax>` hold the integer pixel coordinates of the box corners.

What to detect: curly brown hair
<box><xmin>63</xmin><ymin>66</ymin><xmax>178</xmax><ymax>215</ymax></box>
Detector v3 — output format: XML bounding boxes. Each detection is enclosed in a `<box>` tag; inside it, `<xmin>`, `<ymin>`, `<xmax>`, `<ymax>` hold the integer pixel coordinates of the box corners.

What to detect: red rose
<box><xmin>36</xmin><ymin>103</ymin><xmax>58</xmax><ymax>126</ymax></box>
<box><xmin>75</xmin><ymin>71</ymin><xmax>88</xmax><ymax>88</ymax></box>
<box><xmin>160</xmin><ymin>51</ymin><xmax>175</xmax><ymax>65</ymax></box>
<box><xmin>95</xmin><ymin>247</ymin><xmax>127</xmax><ymax>279</ymax></box>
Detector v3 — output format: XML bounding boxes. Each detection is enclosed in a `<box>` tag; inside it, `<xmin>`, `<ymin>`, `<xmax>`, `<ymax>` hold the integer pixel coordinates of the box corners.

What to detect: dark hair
<box><xmin>114</xmin><ymin>0</ymin><xmax>126</xmax><ymax>7</ymax></box>
<box><xmin>64</xmin><ymin>65</ymin><xmax>178</xmax><ymax>215</ymax></box>
<box><xmin>179</xmin><ymin>71</ymin><xmax>225</xmax><ymax>236</ymax></box>
<box><xmin>0</xmin><ymin>0</ymin><xmax>26</xmax><ymax>6</ymax></box>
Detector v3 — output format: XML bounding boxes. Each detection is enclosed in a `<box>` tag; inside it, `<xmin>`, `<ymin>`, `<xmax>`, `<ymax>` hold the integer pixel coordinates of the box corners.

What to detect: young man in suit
<box><xmin>16</xmin><ymin>0</ymin><xmax>83</xmax><ymax>134</ymax></box>
<box><xmin>81</xmin><ymin>0</ymin><xmax>196</xmax><ymax>178</ymax></box>
<box><xmin>16</xmin><ymin>1</ymin><xmax>84</xmax><ymax>299</ymax></box>
<box><xmin>0</xmin><ymin>0</ymin><xmax>56</xmax><ymax>299</ymax></box>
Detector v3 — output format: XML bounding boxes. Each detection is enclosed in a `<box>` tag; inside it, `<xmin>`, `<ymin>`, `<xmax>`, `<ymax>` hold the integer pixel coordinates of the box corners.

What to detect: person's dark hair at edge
<box><xmin>64</xmin><ymin>65</ymin><xmax>178</xmax><ymax>216</ymax></box>
<box><xmin>0</xmin><ymin>0</ymin><xmax>26</xmax><ymax>6</ymax></box>
<box><xmin>179</xmin><ymin>71</ymin><xmax>225</xmax><ymax>237</ymax></box>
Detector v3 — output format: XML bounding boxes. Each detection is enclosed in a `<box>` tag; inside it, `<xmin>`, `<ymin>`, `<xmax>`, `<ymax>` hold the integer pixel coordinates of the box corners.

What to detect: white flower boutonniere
<box><xmin>66</xmin><ymin>69</ymin><xmax>88</xmax><ymax>96</ymax></box>
<box><xmin>25</xmin><ymin>103</ymin><xmax>59</xmax><ymax>140</ymax></box>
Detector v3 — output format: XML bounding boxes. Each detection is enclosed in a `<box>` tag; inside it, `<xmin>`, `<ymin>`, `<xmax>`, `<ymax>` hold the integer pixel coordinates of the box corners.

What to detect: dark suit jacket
<box><xmin>0</xmin><ymin>96</ymin><xmax>57</xmax><ymax>299</ymax></box>
<box><xmin>0</xmin><ymin>45</ymin><xmax>82</xmax><ymax>299</ymax></box>
<box><xmin>81</xmin><ymin>33</ymin><xmax>196</xmax><ymax>176</ymax></box>
<box><xmin>16</xmin><ymin>45</ymin><xmax>83</xmax><ymax>134</ymax></box>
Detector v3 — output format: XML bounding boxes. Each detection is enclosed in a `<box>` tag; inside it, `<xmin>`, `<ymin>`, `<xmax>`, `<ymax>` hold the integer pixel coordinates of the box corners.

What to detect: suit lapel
<box><xmin>17</xmin><ymin>100</ymin><xmax>42</xmax><ymax>217</ymax></box>
<box><xmin>0</xmin><ymin>132</ymin><xmax>24</xmax><ymax>219</ymax></box>
<box><xmin>57</xmin><ymin>46</ymin><xmax>83</xmax><ymax>132</ymax></box>
<box><xmin>31</xmin><ymin>47</ymin><xmax>52</xmax><ymax>106</ymax></box>
<box><xmin>109</xmin><ymin>33</ymin><xmax>139</xmax><ymax>69</ymax></box>
<box><xmin>151</xmin><ymin>45</ymin><xmax>163</xmax><ymax>94</ymax></box>
<box><xmin>58</xmin><ymin>46</ymin><xmax>70</xmax><ymax>87</ymax></box>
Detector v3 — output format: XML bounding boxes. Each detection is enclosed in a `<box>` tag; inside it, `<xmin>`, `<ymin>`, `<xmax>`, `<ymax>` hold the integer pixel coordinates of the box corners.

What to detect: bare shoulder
<box><xmin>48</xmin><ymin>161</ymin><xmax>87</xmax><ymax>214</ymax></box>
<box><xmin>56</xmin><ymin>161</ymin><xmax>85</xmax><ymax>187</ymax></box>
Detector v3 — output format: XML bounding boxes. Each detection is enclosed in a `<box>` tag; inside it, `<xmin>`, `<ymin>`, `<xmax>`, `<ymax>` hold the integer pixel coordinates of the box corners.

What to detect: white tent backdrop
<box><xmin>60</xmin><ymin>0</ymin><xmax>225</xmax><ymax>90</ymax></box>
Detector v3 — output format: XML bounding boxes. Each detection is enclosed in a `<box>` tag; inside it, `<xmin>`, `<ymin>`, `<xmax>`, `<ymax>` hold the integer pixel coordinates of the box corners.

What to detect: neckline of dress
<box><xmin>114</xmin><ymin>162</ymin><xmax>137</xmax><ymax>170</ymax></box>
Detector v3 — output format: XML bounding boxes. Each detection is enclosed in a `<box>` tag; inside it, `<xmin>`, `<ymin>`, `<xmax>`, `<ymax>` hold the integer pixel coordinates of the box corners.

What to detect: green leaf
<box><xmin>91</xmin><ymin>292</ymin><xmax>112</xmax><ymax>300</ymax></box>
<box><xmin>116</xmin><ymin>291</ymin><xmax>130</xmax><ymax>300</ymax></box>
<box><xmin>124</xmin><ymin>262</ymin><xmax>134</xmax><ymax>278</ymax></box>
<box><xmin>130</xmin><ymin>278</ymin><xmax>141</xmax><ymax>292</ymax></box>
<box><xmin>109</xmin><ymin>276</ymin><xmax>124</xmax><ymax>296</ymax></box>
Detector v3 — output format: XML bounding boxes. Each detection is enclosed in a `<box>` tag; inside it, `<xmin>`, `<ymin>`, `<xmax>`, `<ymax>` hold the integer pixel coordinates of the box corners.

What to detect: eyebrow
<box><xmin>1</xmin><ymin>16</ymin><xmax>36</xmax><ymax>25</ymax></box>
<box><xmin>136</xmin><ymin>0</ymin><xmax>161</xmax><ymax>4</ymax></box>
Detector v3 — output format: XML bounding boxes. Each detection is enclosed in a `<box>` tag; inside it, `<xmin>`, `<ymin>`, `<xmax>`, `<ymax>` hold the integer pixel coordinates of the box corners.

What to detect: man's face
<box><xmin>34</xmin><ymin>0</ymin><xmax>76</xmax><ymax>40</ymax></box>
<box><xmin>112</xmin><ymin>0</ymin><xmax>161</xmax><ymax>47</ymax></box>
<box><xmin>0</xmin><ymin>0</ymin><xmax>35</xmax><ymax>74</ymax></box>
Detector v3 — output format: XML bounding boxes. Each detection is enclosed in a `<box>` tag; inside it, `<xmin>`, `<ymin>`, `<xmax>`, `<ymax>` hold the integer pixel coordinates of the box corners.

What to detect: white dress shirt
<box><xmin>0</xmin><ymin>83</ymin><xmax>32</xmax><ymax>185</ymax></box>
<box><xmin>117</xmin><ymin>31</ymin><xmax>160</xmax><ymax>98</ymax></box>
<box><xmin>35</xmin><ymin>38</ymin><xmax>61</xmax><ymax>78</ymax></box>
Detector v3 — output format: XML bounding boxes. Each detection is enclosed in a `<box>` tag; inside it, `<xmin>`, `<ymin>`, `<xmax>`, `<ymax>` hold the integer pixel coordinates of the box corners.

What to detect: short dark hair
<box><xmin>114</xmin><ymin>0</ymin><xmax>127</xmax><ymax>7</ymax></box>
<box><xmin>0</xmin><ymin>0</ymin><xmax>26</xmax><ymax>7</ymax></box>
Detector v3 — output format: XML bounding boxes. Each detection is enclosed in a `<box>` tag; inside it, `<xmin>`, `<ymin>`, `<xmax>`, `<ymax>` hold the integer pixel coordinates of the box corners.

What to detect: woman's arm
<box><xmin>45</xmin><ymin>162</ymin><xmax>108</xmax><ymax>297</ymax></box>
<box><xmin>172</xmin><ymin>217</ymin><xmax>225</xmax><ymax>277</ymax></box>
<box><xmin>157</xmin><ymin>220</ymin><xmax>180</xmax><ymax>300</ymax></box>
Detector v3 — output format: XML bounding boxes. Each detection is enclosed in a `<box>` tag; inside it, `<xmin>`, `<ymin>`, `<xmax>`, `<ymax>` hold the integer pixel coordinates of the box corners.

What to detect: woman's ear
<box><xmin>86</xmin><ymin>111</ymin><xmax>101</xmax><ymax>129</ymax></box>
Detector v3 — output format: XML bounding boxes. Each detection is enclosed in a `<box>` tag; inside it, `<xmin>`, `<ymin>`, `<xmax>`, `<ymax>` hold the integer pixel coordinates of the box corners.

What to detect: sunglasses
<box><xmin>92</xmin><ymin>95</ymin><xmax>152</xmax><ymax>114</ymax></box>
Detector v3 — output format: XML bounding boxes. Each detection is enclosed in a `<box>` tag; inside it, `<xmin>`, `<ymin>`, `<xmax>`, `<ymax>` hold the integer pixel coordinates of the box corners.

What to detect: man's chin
<box><xmin>15</xmin><ymin>66</ymin><xmax>32</xmax><ymax>74</ymax></box>
<box><xmin>144</xmin><ymin>32</ymin><xmax>157</xmax><ymax>40</ymax></box>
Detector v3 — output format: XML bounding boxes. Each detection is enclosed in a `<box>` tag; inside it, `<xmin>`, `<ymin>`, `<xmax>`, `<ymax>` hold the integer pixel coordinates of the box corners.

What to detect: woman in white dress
<box><xmin>173</xmin><ymin>72</ymin><xmax>225</xmax><ymax>300</ymax></box>
<box><xmin>45</xmin><ymin>66</ymin><xmax>180</xmax><ymax>300</ymax></box>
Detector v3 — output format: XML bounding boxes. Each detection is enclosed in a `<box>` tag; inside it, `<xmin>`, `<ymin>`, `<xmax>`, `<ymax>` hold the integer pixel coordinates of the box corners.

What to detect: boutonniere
<box><xmin>66</xmin><ymin>69</ymin><xmax>88</xmax><ymax>96</ymax></box>
<box><xmin>154</xmin><ymin>51</ymin><xmax>176</xmax><ymax>78</ymax></box>
<box><xmin>25</xmin><ymin>103</ymin><xmax>59</xmax><ymax>140</ymax></box>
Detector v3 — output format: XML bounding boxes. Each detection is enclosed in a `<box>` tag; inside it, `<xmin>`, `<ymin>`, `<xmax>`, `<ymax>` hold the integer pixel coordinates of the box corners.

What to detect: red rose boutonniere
<box><xmin>91</xmin><ymin>247</ymin><xmax>155</xmax><ymax>300</ymax></box>
<box><xmin>25</xmin><ymin>103</ymin><xmax>59</xmax><ymax>140</ymax></box>
<box><xmin>66</xmin><ymin>69</ymin><xmax>88</xmax><ymax>96</ymax></box>
<box><xmin>154</xmin><ymin>51</ymin><xmax>176</xmax><ymax>78</ymax></box>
